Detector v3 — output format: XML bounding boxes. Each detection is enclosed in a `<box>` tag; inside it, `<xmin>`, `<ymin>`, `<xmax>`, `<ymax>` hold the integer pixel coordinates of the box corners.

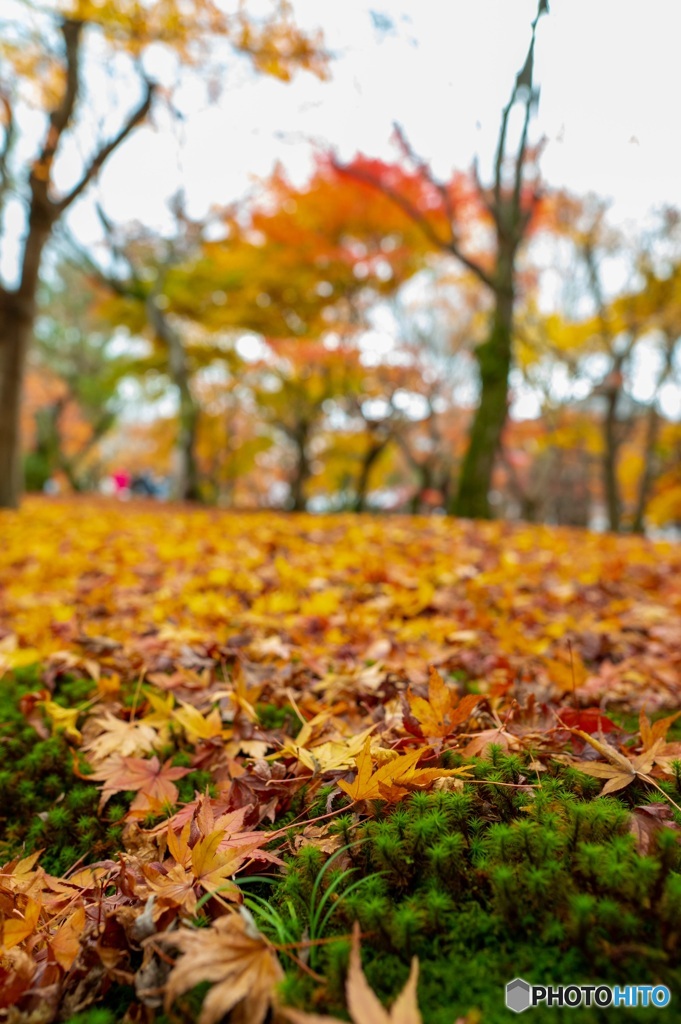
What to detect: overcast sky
<box><xmin>6</xmin><ymin>0</ymin><xmax>681</xmax><ymax>418</ymax></box>
<box><xmin>61</xmin><ymin>0</ymin><xmax>681</xmax><ymax>238</ymax></box>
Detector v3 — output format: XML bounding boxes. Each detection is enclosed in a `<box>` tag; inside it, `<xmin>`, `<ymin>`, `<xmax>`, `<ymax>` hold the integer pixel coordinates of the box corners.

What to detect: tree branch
<box><xmin>57</xmin><ymin>79</ymin><xmax>155</xmax><ymax>214</ymax></box>
<box><xmin>493</xmin><ymin>0</ymin><xmax>546</xmax><ymax>224</ymax></box>
<box><xmin>36</xmin><ymin>19</ymin><xmax>83</xmax><ymax>180</ymax></box>
<box><xmin>61</xmin><ymin>225</ymin><xmax>135</xmax><ymax>300</ymax></box>
<box><xmin>330</xmin><ymin>155</ymin><xmax>494</xmax><ymax>291</ymax></box>
<box><xmin>0</xmin><ymin>91</ymin><xmax>16</xmax><ymax>212</ymax></box>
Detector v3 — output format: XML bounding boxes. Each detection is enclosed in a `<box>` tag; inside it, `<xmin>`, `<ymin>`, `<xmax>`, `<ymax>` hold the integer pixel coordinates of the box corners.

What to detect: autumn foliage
<box><xmin>1</xmin><ymin>497</ymin><xmax>681</xmax><ymax>1021</ymax></box>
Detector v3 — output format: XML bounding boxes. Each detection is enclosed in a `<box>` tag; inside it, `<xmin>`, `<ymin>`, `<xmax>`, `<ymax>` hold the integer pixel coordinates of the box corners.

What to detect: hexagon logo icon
<box><xmin>506</xmin><ymin>978</ymin><xmax>531</xmax><ymax>1013</ymax></box>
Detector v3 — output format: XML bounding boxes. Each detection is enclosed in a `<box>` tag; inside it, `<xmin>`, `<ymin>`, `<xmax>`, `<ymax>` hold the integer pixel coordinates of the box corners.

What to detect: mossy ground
<box><xmin>0</xmin><ymin>669</ymin><xmax>214</xmax><ymax>874</ymax></box>
<box><xmin>251</xmin><ymin>750</ymin><xmax>681</xmax><ymax>1023</ymax></box>
<box><xmin>3</xmin><ymin>669</ymin><xmax>681</xmax><ymax>1023</ymax></box>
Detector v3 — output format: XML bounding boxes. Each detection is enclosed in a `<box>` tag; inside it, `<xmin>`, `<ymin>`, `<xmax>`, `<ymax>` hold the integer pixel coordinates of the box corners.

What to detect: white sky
<box><xmin>5</xmin><ymin>0</ymin><xmax>681</xmax><ymax>420</ymax></box>
<box><xmin>60</xmin><ymin>0</ymin><xmax>681</xmax><ymax>236</ymax></box>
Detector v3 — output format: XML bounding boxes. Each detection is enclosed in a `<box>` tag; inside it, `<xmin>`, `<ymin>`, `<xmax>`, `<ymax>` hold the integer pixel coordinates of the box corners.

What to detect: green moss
<box><xmin>270</xmin><ymin>751</ymin><xmax>681</xmax><ymax>1023</ymax></box>
<box><xmin>256</xmin><ymin>701</ymin><xmax>297</xmax><ymax>733</ymax></box>
<box><xmin>0</xmin><ymin>671</ymin><xmax>117</xmax><ymax>872</ymax></box>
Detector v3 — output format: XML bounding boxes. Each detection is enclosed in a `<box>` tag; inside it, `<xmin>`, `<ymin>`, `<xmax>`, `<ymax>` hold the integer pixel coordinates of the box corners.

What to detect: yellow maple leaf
<box><xmin>172</xmin><ymin>701</ymin><xmax>223</xmax><ymax>742</ymax></box>
<box><xmin>2</xmin><ymin>897</ymin><xmax>42</xmax><ymax>950</ymax></box>
<box><xmin>338</xmin><ymin>739</ymin><xmax>472</xmax><ymax>803</ymax></box>
<box><xmin>279</xmin><ymin>713</ymin><xmax>375</xmax><ymax>773</ymax></box>
<box><xmin>38</xmin><ymin>699</ymin><xmax>82</xmax><ymax>744</ymax></box>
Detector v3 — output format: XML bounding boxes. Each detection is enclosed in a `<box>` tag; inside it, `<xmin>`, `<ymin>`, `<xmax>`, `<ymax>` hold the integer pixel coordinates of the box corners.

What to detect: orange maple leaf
<box><xmin>145</xmin><ymin>821</ymin><xmax>272</xmax><ymax>912</ymax></box>
<box><xmin>1</xmin><ymin>897</ymin><xmax>42</xmax><ymax>950</ymax></box>
<box><xmin>639</xmin><ymin>709</ymin><xmax>681</xmax><ymax>751</ymax></box>
<box><xmin>407</xmin><ymin>667</ymin><xmax>482</xmax><ymax>740</ymax></box>
<box><xmin>338</xmin><ymin>739</ymin><xmax>472</xmax><ymax>803</ymax></box>
<box><xmin>48</xmin><ymin>905</ymin><xmax>86</xmax><ymax>970</ymax></box>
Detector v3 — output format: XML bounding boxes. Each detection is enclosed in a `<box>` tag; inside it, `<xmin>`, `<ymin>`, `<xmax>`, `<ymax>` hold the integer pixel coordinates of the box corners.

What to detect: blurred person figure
<box><xmin>131</xmin><ymin>471</ymin><xmax>159</xmax><ymax>497</ymax></box>
<box><xmin>43</xmin><ymin>477</ymin><xmax>60</xmax><ymax>495</ymax></box>
<box><xmin>111</xmin><ymin>469</ymin><xmax>131</xmax><ymax>498</ymax></box>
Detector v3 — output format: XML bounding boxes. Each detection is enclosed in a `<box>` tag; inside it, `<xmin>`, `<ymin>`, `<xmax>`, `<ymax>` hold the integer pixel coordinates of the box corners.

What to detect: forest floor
<box><xmin>2</xmin><ymin>497</ymin><xmax>681</xmax><ymax>1023</ymax></box>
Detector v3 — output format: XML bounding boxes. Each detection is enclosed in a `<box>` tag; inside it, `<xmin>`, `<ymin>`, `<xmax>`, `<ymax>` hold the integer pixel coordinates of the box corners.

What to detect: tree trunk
<box><xmin>452</xmin><ymin>286</ymin><xmax>513</xmax><ymax>519</ymax></box>
<box><xmin>602</xmin><ymin>385</ymin><xmax>621</xmax><ymax>532</ymax></box>
<box><xmin>175</xmin><ymin>397</ymin><xmax>201</xmax><ymax>502</ymax></box>
<box><xmin>0</xmin><ymin>14</ymin><xmax>152</xmax><ymax>509</ymax></box>
<box><xmin>289</xmin><ymin>432</ymin><xmax>310</xmax><ymax>511</ymax></box>
<box><xmin>0</xmin><ymin>292</ymin><xmax>38</xmax><ymax>507</ymax></box>
<box><xmin>146</xmin><ymin>297</ymin><xmax>201</xmax><ymax>502</ymax></box>
<box><xmin>410</xmin><ymin>462</ymin><xmax>434</xmax><ymax>514</ymax></box>
<box><xmin>354</xmin><ymin>437</ymin><xmax>388</xmax><ymax>512</ymax></box>
<box><xmin>632</xmin><ymin>403</ymin><xmax>660</xmax><ymax>534</ymax></box>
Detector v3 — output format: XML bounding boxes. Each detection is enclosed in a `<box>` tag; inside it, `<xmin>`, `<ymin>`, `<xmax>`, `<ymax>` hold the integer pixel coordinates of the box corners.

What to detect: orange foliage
<box><xmin>1</xmin><ymin>498</ymin><xmax>681</xmax><ymax>1016</ymax></box>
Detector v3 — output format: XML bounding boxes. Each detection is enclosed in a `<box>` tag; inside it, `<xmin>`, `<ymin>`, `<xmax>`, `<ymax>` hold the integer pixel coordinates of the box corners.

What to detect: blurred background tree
<box><xmin>0</xmin><ymin>0</ymin><xmax>326</xmax><ymax>506</ymax></box>
<box><xmin>3</xmin><ymin>0</ymin><xmax>680</xmax><ymax>533</ymax></box>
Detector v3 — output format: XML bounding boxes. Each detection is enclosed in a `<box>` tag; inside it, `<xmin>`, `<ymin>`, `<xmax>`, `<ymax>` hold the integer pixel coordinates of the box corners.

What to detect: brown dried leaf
<box><xmin>163</xmin><ymin>911</ymin><xmax>284</xmax><ymax>1024</ymax></box>
<box><xmin>282</xmin><ymin>921</ymin><xmax>422</xmax><ymax>1024</ymax></box>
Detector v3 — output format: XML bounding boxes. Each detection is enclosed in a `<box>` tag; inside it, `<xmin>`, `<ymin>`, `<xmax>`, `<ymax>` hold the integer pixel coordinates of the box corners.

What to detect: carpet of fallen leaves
<box><xmin>1</xmin><ymin>497</ymin><xmax>681</xmax><ymax>1022</ymax></box>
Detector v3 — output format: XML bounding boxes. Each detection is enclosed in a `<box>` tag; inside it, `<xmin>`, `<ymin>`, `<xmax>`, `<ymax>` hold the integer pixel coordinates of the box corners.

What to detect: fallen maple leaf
<box><xmin>406</xmin><ymin>667</ymin><xmax>481</xmax><ymax>741</ymax></box>
<box><xmin>629</xmin><ymin>804</ymin><xmax>681</xmax><ymax>855</ymax></box>
<box><xmin>82</xmin><ymin>711</ymin><xmax>163</xmax><ymax>762</ymax></box>
<box><xmin>150</xmin><ymin>795</ymin><xmax>249</xmax><ymax>839</ymax></box>
<box><xmin>88</xmin><ymin>754</ymin><xmax>190</xmax><ymax>812</ymax></box>
<box><xmin>338</xmin><ymin>739</ymin><xmax>472</xmax><ymax>803</ymax></box>
<box><xmin>144</xmin><ymin>819</ymin><xmax>274</xmax><ymax>914</ymax></box>
<box><xmin>280</xmin><ymin>722</ymin><xmax>376</xmax><ymax>773</ymax></box>
<box><xmin>558</xmin><ymin>707</ymin><xmax>618</xmax><ymax>734</ymax></box>
<box><xmin>163</xmin><ymin>909</ymin><xmax>284</xmax><ymax>1024</ymax></box>
<box><xmin>172</xmin><ymin>700</ymin><xmax>224</xmax><ymax>742</ymax></box>
<box><xmin>38</xmin><ymin>699</ymin><xmax>83</xmax><ymax>744</ymax></box>
<box><xmin>283</xmin><ymin>920</ymin><xmax>422</xmax><ymax>1024</ymax></box>
<box><xmin>567</xmin><ymin>730</ymin><xmax>661</xmax><ymax>796</ymax></box>
<box><xmin>639</xmin><ymin>709</ymin><xmax>681</xmax><ymax>750</ymax></box>
<box><xmin>48</xmin><ymin>904</ymin><xmax>86</xmax><ymax>970</ymax></box>
<box><xmin>1</xmin><ymin>897</ymin><xmax>42</xmax><ymax>950</ymax></box>
<box><xmin>462</xmin><ymin>727</ymin><xmax>521</xmax><ymax>759</ymax></box>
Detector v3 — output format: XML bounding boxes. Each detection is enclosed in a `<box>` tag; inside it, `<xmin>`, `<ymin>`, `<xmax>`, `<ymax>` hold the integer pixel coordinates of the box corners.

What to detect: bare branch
<box><xmin>492</xmin><ymin>93</ymin><xmax>514</xmax><ymax>214</ymax></box>
<box><xmin>0</xmin><ymin>92</ymin><xmax>15</xmax><ymax>206</ymax></box>
<box><xmin>36</xmin><ymin>19</ymin><xmax>83</xmax><ymax>177</ymax></box>
<box><xmin>494</xmin><ymin>0</ymin><xmax>546</xmax><ymax>219</ymax></box>
<box><xmin>511</xmin><ymin>89</ymin><xmax>534</xmax><ymax>228</ymax></box>
<box><xmin>393</xmin><ymin>121</ymin><xmax>459</xmax><ymax>243</ymax></box>
<box><xmin>57</xmin><ymin>79</ymin><xmax>155</xmax><ymax>213</ymax></box>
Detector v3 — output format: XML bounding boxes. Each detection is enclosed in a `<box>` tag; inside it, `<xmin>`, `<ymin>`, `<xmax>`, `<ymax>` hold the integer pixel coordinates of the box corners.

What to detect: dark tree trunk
<box><xmin>175</xmin><ymin>398</ymin><xmax>201</xmax><ymax>502</ymax></box>
<box><xmin>332</xmin><ymin>3</ymin><xmax>546</xmax><ymax>523</ymax></box>
<box><xmin>410</xmin><ymin>462</ymin><xmax>434</xmax><ymax>514</ymax></box>
<box><xmin>602</xmin><ymin>385</ymin><xmax>621</xmax><ymax>532</ymax></box>
<box><xmin>632</xmin><ymin>403</ymin><xmax>660</xmax><ymax>534</ymax></box>
<box><xmin>289</xmin><ymin>429</ymin><xmax>310</xmax><ymax>511</ymax></box>
<box><xmin>0</xmin><ymin>209</ymin><xmax>52</xmax><ymax>506</ymax></box>
<box><xmin>146</xmin><ymin>297</ymin><xmax>201</xmax><ymax>502</ymax></box>
<box><xmin>452</xmin><ymin>286</ymin><xmax>513</xmax><ymax>518</ymax></box>
<box><xmin>0</xmin><ymin>300</ymin><xmax>33</xmax><ymax>506</ymax></box>
<box><xmin>354</xmin><ymin>437</ymin><xmax>388</xmax><ymax>512</ymax></box>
